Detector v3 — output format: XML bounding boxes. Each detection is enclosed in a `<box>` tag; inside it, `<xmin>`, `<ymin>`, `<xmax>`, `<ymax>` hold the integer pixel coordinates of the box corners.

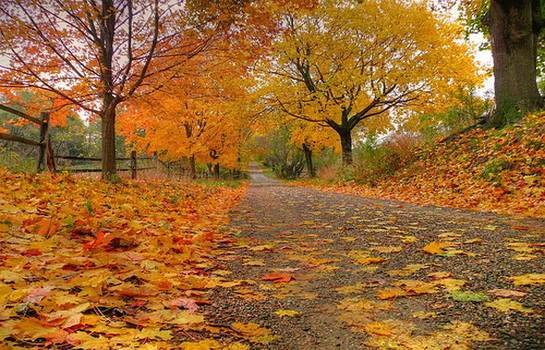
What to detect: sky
<box><xmin>469</xmin><ymin>33</ymin><xmax>494</xmax><ymax>97</ymax></box>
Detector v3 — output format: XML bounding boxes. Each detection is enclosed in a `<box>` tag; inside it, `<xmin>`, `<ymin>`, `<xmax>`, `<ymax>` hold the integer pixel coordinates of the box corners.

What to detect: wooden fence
<box><xmin>0</xmin><ymin>104</ymin><xmax>54</xmax><ymax>172</ymax></box>
<box><xmin>0</xmin><ymin>104</ymin><xmax>153</xmax><ymax>178</ymax></box>
<box><xmin>55</xmin><ymin>151</ymin><xmax>155</xmax><ymax>179</ymax></box>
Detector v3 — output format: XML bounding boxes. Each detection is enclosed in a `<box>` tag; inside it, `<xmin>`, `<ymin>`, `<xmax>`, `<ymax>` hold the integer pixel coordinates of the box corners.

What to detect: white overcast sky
<box><xmin>469</xmin><ymin>33</ymin><xmax>494</xmax><ymax>97</ymax></box>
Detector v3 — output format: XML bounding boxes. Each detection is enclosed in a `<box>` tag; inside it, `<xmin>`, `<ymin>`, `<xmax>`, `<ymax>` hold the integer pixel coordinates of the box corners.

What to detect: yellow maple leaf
<box><xmin>377</xmin><ymin>288</ymin><xmax>410</xmax><ymax>300</ymax></box>
<box><xmin>509</xmin><ymin>273</ymin><xmax>545</xmax><ymax>285</ymax></box>
<box><xmin>232</xmin><ymin>322</ymin><xmax>270</xmax><ymax>337</ymax></box>
<box><xmin>363</xmin><ymin>322</ymin><xmax>393</xmax><ymax>336</ymax></box>
<box><xmin>485</xmin><ymin>299</ymin><xmax>533</xmax><ymax>313</ymax></box>
<box><xmin>46</xmin><ymin>302</ymin><xmax>90</xmax><ymax>328</ymax></box>
<box><xmin>432</xmin><ymin>278</ymin><xmax>468</xmax><ymax>291</ymax></box>
<box><xmin>442</xmin><ymin>320</ymin><xmax>494</xmax><ymax>342</ymax></box>
<box><xmin>181</xmin><ymin>340</ymin><xmax>222</xmax><ymax>350</ymax></box>
<box><xmin>356</xmin><ymin>257</ymin><xmax>388</xmax><ymax>265</ymax></box>
<box><xmin>274</xmin><ymin>309</ymin><xmax>300</xmax><ymax>317</ymax></box>
<box><xmin>224</xmin><ymin>343</ymin><xmax>251</xmax><ymax>350</ymax></box>
<box><xmin>370</xmin><ymin>246</ymin><xmax>402</xmax><ymax>253</ymax></box>
<box><xmin>421</xmin><ymin>241</ymin><xmax>452</xmax><ymax>254</ymax></box>
<box><xmin>167</xmin><ymin>311</ymin><xmax>205</xmax><ymax>325</ymax></box>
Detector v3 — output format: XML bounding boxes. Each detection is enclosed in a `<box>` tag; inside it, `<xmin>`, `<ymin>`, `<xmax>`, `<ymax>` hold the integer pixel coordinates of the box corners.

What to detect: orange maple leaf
<box><xmin>259</xmin><ymin>273</ymin><xmax>294</xmax><ymax>284</ymax></box>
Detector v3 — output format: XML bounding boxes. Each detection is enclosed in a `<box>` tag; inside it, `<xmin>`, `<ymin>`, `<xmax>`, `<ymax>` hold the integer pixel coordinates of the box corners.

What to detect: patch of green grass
<box><xmin>194</xmin><ymin>179</ymin><xmax>247</xmax><ymax>188</ymax></box>
<box><xmin>480</xmin><ymin>158</ymin><xmax>514</xmax><ymax>181</ymax></box>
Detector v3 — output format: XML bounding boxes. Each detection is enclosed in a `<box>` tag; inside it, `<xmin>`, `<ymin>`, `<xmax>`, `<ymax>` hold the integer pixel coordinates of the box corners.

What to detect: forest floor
<box><xmin>0</xmin><ymin>165</ymin><xmax>544</xmax><ymax>349</ymax></box>
<box><xmin>212</xmin><ymin>163</ymin><xmax>545</xmax><ymax>349</ymax></box>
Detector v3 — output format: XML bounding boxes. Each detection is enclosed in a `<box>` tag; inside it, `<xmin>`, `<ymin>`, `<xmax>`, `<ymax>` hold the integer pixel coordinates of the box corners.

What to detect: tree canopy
<box><xmin>258</xmin><ymin>0</ymin><xmax>483</xmax><ymax>164</ymax></box>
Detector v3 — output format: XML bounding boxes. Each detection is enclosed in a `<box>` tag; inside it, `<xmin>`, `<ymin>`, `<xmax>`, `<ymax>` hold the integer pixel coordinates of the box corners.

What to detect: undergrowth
<box><xmin>301</xmin><ymin>113</ymin><xmax>545</xmax><ymax>218</ymax></box>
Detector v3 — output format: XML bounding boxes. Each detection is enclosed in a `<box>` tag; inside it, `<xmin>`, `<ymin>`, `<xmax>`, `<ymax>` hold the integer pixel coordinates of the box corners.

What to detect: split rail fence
<box><xmin>0</xmin><ymin>104</ymin><xmax>54</xmax><ymax>172</ymax></box>
<box><xmin>0</xmin><ymin>104</ymin><xmax>154</xmax><ymax>179</ymax></box>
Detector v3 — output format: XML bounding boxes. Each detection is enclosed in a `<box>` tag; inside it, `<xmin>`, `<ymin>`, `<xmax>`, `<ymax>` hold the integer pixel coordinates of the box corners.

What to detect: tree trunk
<box><xmin>213</xmin><ymin>163</ymin><xmax>220</xmax><ymax>179</ymax></box>
<box><xmin>189</xmin><ymin>155</ymin><xmax>196</xmax><ymax>180</ymax></box>
<box><xmin>101</xmin><ymin>103</ymin><xmax>117</xmax><ymax>179</ymax></box>
<box><xmin>98</xmin><ymin>0</ymin><xmax>117</xmax><ymax>179</ymax></box>
<box><xmin>339</xmin><ymin>130</ymin><xmax>353</xmax><ymax>166</ymax></box>
<box><xmin>485</xmin><ymin>0</ymin><xmax>542</xmax><ymax>126</ymax></box>
<box><xmin>302</xmin><ymin>143</ymin><xmax>316</xmax><ymax>178</ymax></box>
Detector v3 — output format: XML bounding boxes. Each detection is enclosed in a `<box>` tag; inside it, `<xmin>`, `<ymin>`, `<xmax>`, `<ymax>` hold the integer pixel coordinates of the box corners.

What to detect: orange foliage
<box><xmin>119</xmin><ymin>51</ymin><xmax>253</xmax><ymax>169</ymax></box>
<box><xmin>0</xmin><ymin>89</ymin><xmax>73</xmax><ymax>127</ymax></box>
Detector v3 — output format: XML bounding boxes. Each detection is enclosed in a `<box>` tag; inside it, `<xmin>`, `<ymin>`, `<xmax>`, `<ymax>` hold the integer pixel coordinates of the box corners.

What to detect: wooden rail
<box><xmin>0</xmin><ymin>107</ymin><xmax>53</xmax><ymax>172</ymax></box>
<box><xmin>0</xmin><ymin>104</ymin><xmax>42</xmax><ymax>125</ymax></box>
<box><xmin>56</xmin><ymin>151</ymin><xmax>156</xmax><ymax>179</ymax></box>
<box><xmin>0</xmin><ymin>133</ymin><xmax>41</xmax><ymax>147</ymax></box>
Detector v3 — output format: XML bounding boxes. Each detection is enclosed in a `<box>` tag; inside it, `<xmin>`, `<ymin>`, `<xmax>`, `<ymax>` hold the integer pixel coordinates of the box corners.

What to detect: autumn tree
<box><xmin>0</xmin><ymin>0</ymin><xmax>232</xmax><ymax>178</ymax></box>
<box><xmin>259</xmin><ymin>0</ymin><xmax>483</xmax><ymax>165</ymax></box>
<box><xmin>119</xmin><ymin>54</ymin><xmax>251</xmax><ymax>180</ymax></box>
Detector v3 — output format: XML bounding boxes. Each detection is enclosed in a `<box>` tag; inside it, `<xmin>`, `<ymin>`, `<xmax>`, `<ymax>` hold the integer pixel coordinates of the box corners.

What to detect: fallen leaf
<box><xmin>232</xmin><ymin>322</ymin><xmax>270</xmax><ymax>337</ymax></box>
<box><xmin>370</xmin><ymin>246</ymin><xmax>402</xmax><ymax>253</ymax></box>
<box><xmin>181</xmin><ymin>340</ymin><xmax>222</xmax><ymax>350</ymax></box>
<box><xmin>485</xmin><ymin>298</ymin><xmax>533</xmax><ymax>313</ymax></box>
<box><xmin>258</xmin><ymin>273</ymin><xmax>294</xmax><ymax>284</ymax></box>
<box><xmin>509</xmin><ymin>274</ymin><xmax>545</xmax><ymax>286</ymax></box>
<box><xmin>360</xmin><ymin>322</ymin><xmax>393</xmax><ymax>336</ymax></box>
<box><xmin>447</xmin><ymin>290</ymin><xmax>489</xmax><ymax>302</ymax></box>
<box><xmin>274</xmin><ymin>310</ymin><xmax>300</xmax><ymax>317</ymax></box>
<box><xmin>356</xmin><ymin>257</ymin><xmax>388</xmax><ymax>265</ymax></box>
<box><xmin>421</xmin><ymin>241</ymin><xmax>453</xmax><ymax>255</ymax></box>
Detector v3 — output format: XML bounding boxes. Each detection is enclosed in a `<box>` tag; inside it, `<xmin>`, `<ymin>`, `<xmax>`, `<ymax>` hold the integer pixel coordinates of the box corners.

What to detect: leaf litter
<box><xmin>1</xmin><ymin>167</ymin><xmax>544</xmax><ymax>349</ymax></box>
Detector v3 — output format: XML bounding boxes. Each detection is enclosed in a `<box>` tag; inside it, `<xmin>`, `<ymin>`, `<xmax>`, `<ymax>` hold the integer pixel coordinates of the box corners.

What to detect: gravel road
<box><xmin>212</xmin><ymin>163</ymin><xmax>544</xmax><ymax>349</ymax></box>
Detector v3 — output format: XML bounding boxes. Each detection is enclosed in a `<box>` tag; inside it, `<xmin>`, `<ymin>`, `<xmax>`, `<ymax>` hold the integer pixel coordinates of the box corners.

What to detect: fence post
<box><xmin>130</xmin><ymin>151</ymin><xmax>137</xmax><ymax>179</ymax></box>
<box><xmin>46</xmin><ymin>136</ymin><xmax>56</xmax><ymax>173</ymax></box>
<box><xmin>37</xmin><ymin>112</ymin><xmax>50</xmax><ymax>173</ymax></box>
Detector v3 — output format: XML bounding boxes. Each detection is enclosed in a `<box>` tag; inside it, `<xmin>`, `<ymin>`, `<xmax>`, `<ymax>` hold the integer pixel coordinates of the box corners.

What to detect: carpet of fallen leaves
<box><xmin>301</xmin><ymin>113</ymin><xmax>545</xmax><ymax>218</ymax></box>
<box><xmin>0</xmin><ymin>172</ymin><xmax>257</xmax><ymax>349</ymax></box>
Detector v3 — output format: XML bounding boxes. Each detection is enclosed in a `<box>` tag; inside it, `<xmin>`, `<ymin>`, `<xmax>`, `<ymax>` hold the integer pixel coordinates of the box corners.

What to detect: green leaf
<box><xmin>62</xmin><ymin>215</ymin><xmax>76</xmax><ymax>226</ymax></box>
<box><xmin>447</xmin><ymin>290</ymin><xmax>489</xmax><ymax>302</ymax></box>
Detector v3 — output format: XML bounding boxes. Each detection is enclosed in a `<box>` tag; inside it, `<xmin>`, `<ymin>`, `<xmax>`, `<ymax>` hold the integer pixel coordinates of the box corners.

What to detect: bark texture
<box><xmin>189</xmin><ymin>155</ymin><xmax>197</xmax><ymax>180</ymax></box>
<box><xmin>339</xmin><ymin>129</ymin><xmax>353</xmax><ymax>166</ymax></box>
<box><xmin>101</xmin><ymin>104</ymin><xmax>117</xmax><ymax>178</ymax></box>
<box><xmin>302</xmin><ymin>143</ymin><xmax>316</xmax><ymax>178</ymax></box>
<box><xmin>486</xmin><ymin>0</ymin><xmax>543</xmax><ymax>126</ymax></box>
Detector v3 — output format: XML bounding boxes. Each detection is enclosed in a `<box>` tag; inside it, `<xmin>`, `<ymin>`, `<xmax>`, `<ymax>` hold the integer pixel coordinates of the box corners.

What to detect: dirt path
<box><xmin>214</xmin><ymin>163</ymin><xmax>544</xmax><ymax>349</ymax></box>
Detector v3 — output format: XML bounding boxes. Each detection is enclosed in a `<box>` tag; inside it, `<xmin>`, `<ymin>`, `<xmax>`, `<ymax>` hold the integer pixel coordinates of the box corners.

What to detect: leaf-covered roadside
<box><xmin>300</xmin><ymin>114</ymin><xmax>545</xmax><ymax>218</ymax></box>
<box><xmin>0</xmin><ymin>172</ymin><xmax>253</xmax><ymax>349</ymax></box>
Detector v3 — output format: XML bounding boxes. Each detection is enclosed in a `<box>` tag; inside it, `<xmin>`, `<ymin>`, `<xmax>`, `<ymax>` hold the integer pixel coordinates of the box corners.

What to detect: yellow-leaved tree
<box><xmin>259</xmin><ymin>0</ymin><xmax>484</xmax><ymax>165</ymax></box>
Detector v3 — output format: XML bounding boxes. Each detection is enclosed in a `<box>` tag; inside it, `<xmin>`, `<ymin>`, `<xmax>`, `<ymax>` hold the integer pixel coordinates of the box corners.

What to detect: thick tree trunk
<box><xmin>213</xmin><ymin>163</ymin><xmax>220</xmax><ymax>179</ymax></box>
<box><xmin>101</xmin><ymin>102</ymin><xmax>117</xmax><ymax>179</ymax></box>
<box><xmin>486</xmin><ymin>0</ymin><xmax>542</xmax><ymax>126</ymax></box>
<box><xmin>326</xmin><ymin>117</ymin><xmax>353</xmax><ymax>166</ymax></box>
<box><xmin>302</xmin><ymin>143</ymin><xmax>315</xmax><ymax>178</ymax></box>
<box><xmin>339</xmin><ymin>130</ymin><xmax>353</xmax><ymax>166</ymax></box>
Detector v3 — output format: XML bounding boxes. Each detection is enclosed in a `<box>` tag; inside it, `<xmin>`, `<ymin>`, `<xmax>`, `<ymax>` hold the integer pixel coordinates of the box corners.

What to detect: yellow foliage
<box><xmin>256</xmin><ymin>0</ymin><xmax>484</xmax><ymax>151</ymax></box>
